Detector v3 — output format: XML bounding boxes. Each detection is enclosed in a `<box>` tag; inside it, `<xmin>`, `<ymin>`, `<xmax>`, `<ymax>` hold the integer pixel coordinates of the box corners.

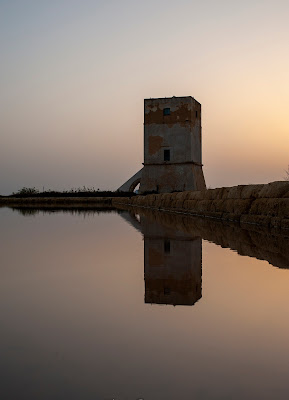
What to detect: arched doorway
<box><xmin>129</xmin><ymin>178</ymin><xmax>141</xmax><ymax>193</ymax></box>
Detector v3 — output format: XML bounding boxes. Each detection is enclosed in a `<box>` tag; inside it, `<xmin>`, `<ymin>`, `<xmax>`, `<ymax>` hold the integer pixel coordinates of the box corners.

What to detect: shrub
<box><xmin>14</xmin><ymin>187</ymin><xmax>40</xmax><ymax>196</ymax></box>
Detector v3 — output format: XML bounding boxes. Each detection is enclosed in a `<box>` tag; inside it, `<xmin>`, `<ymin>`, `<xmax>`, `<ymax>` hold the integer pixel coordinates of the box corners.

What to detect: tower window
<box><xmin>164</xmin><ymin>149</ymin><xmax>170</xmax><ymax>161</ymax></box>
<box><xmin>164</xmin><ymin>239</ymin><xmax>170</xmax><ymax>253</ymax></box>
<box><xmin>163</xmin><ymin>108</ymin><xmax>170</xmax><ymax>116</ymax></box>
<box><xmin>164</xmin><ymin>287</ymin><xmax>171</xmax><ymax>295</ymax></box>
<box><xmin>196</xmin><ymin>111</ymin><xmax>198</xmax><ymax>118</ymax></box>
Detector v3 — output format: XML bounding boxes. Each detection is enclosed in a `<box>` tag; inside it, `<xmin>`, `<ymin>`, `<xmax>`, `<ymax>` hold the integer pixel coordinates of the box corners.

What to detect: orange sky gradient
<box><xmin>0</xmin><ymin>0</ymin><xmax>288</xmax><ymax>194</ymax></box>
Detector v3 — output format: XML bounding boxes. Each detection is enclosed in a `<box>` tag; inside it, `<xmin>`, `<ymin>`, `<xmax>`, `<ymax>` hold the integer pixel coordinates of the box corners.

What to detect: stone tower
<box><xmin>118</xmin><ymin>96</ymin><xmax>206</xmax><ymax>193</ymax></box>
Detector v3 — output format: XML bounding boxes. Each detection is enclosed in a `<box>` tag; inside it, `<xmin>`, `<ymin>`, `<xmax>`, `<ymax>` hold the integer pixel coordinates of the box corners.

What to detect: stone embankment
<box><xmin>113</xmin><ymin>181</ymin><xmax>289</xmax><ymax>230</ymax></box>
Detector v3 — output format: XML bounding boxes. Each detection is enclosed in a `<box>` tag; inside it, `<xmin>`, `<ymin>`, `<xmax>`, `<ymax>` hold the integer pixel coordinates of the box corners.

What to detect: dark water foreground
<box><xmin>1</xmin><ymin>207</ymin><xmax>289</xmax><ymax>399</ymax></box>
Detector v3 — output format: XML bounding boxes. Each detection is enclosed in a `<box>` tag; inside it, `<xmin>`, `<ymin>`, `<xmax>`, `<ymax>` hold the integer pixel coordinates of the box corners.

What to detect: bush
<box><xmin>14</xmin><ymin>187</ymin><xmax>40</xmax><ymax>196</ymax></box>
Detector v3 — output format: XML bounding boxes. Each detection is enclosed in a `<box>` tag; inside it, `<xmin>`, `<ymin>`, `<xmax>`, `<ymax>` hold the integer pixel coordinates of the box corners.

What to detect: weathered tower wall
<box><xmin>142</xmin><ymin>216</ymin><xmax>202</xmax><ymax>306</ymax></box>
<box><xmin>139</xmin><ymin>96</ymin><xmax>206</xmax><ymax>193</ymax></box>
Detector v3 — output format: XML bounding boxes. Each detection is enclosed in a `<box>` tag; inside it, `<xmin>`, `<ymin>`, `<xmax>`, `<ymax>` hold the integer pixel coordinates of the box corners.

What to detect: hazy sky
<box><xmin>1</xmin><ymin>0</ymin><xmax>288</xmax><ymax>194</ymax></box>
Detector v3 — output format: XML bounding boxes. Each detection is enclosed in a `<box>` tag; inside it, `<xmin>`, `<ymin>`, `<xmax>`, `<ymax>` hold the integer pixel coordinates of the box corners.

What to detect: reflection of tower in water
<box><xmin>142</xmin><ymin>217</ymin><xmax>202</xmax><ymax>306</ymax></box>
<box><xmin>119</xmin><ymin>210</ymin><xmax>202</xmax><ymax>306</ymax></box>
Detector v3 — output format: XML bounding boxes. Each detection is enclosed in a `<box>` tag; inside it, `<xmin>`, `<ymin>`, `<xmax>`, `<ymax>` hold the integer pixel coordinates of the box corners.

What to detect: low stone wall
<box><xmin>113</xmin><ymin>181</ymin><xmax>289</xmax><ymax>230</ymax></box>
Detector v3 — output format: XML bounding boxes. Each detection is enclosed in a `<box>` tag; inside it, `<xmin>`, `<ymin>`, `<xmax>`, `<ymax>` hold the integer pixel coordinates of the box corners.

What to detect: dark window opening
<box><xmin>164</xmin><ymin>239</ymin><xmax>170</xmax><ymax>254</ymax></box>
<box><xmin>163</xmin><ymin>108</ymin><xmax>170</xmax><ymax>116</ymax></box>
<box><xmin>164</xmin><ymin>287</ymin><xmax>171</xmax><ymax>295</ymax></box>
<box><xmin>164</xmin><ymin>149</ymin><xmax>170</xmax><ymax>161</ymax></box>
<box><xmin>195</xmin><ymin>110</ymin><xmax>198</xmax><ymax>118</ymax></box>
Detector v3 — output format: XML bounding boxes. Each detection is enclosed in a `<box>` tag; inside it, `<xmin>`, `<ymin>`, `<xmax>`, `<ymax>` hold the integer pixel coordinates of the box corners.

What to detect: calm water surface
<box><xmin>1</xmin><ymin>207</ymin><xmax>289</xmax><ymax>400</ymax></box>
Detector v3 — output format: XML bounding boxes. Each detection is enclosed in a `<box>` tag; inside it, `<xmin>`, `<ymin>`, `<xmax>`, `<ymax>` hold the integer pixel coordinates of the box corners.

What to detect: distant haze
<box><xmin>1</xmin><ymin>0</ymin><xmax>288</xmax><ymax>194</ymax></box>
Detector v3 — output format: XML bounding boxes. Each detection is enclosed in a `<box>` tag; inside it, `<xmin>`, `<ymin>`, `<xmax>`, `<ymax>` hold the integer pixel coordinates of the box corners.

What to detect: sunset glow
<box><xmin>1</xmin><ymin>0</ymin><xmax>288</xmax><ymax>194</ymax></box>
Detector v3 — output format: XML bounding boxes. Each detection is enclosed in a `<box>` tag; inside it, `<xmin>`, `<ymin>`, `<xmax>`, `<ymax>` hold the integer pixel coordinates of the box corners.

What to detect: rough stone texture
<box><xmin>227</xmin><ymin>185</ymin><xmax>246</xmax><ymax>199</ymax></box>
<box><xmin>257</xmin><ymin>181</ymin><xmax>289</xmax><ymax>198</ymax></box>
<box><xmin>112</xmin><ymin>181</ymin><xmax>289</xmax><ymax>230</ymax></box>
<box><xmin>240</xmin><ymin>184</ymin><xmax>264</xmax><ymax>199</ymax></box>
<box><xmin>140</xmin><ymin>96</ymin><xmax>206</xmax><ymax>193</ymax></box>
<box><xmin>140</xmin><ymin>163</ymin><xmax>206</xmax><ymax>193</ymax></box>
<box><xmin>119</xmin><ymin>96</ymin><xmax>206</xmax><ymax>194</ymax></box>
<box><xmin>144</xmin><ymin>97</ymin><xmax>201</xmax><ymax>163</ymax></box>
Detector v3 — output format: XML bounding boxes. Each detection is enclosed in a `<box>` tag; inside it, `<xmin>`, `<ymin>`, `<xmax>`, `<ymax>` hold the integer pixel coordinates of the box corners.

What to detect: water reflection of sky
<box><xmin>1</xmin><ymin>207</ymin><xmax>289</xmax><ymax>400</ymax></box>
